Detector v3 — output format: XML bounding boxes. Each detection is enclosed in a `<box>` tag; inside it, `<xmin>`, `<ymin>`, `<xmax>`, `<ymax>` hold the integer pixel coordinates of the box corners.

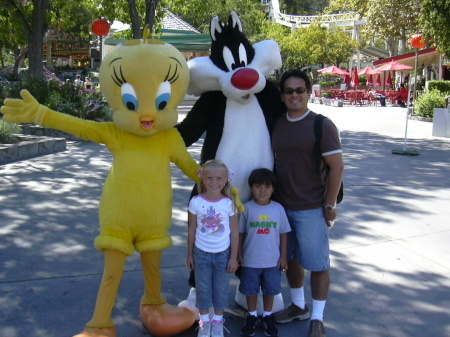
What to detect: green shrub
<box><xmin>0</xmin><ymin>79</ymin><xmax>112</xmax><ymax>122</ymax></box>
<box><xmin>0</xmin><ymin>119</ymin><xmax>22</xmax><ymax>144</ymax></box>
<box><xmin>427</xmin><ymin>80</ymin><xmax>450</xmax><ymax>93</ymax></box>
<box><xmin>318</xmin><ymin>74</ymin><xmax>341</xmax><ymax>88</ymax></box>
<box><xmin>79</xmin><ymin>92</ymin><xmax>113</xmax><ymax>121</ymax></box>
<box><xmin>322</xmin><ymin>92</ymin><xmax>333</xmax><ymax>98</ymax></box>
<box><xmin>0</xmin><ymin>80</ymin><xmax>21</xmax><ymax>104</ymax></box>
<box><xmin>20</xmin><ymin>75</ymin><xmax>49</xmax><ymax>103</ymax></box>
<box><xmin>415</xmin><ymin>90</ymin><xmax>449</xmax><ymax>118</ymax></box>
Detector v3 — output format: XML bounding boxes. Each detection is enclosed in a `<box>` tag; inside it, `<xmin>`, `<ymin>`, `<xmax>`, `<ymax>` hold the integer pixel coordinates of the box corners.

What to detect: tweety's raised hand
<box><xmin>1</xmin><ymin>89</ymin><xmax>48</xmax><ymax>125</ymax></box>
<box><xmin>231</xmin><ymin>186</ymin><xmax>245</xmax><ymax>213</ymax></box>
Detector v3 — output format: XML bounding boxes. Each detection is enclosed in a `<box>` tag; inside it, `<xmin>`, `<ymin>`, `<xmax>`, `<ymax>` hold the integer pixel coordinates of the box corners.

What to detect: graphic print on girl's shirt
<box><xmin>200</xmin><ymin>206</ymin><xmax>225</xmax><ymax>235</ymax></box>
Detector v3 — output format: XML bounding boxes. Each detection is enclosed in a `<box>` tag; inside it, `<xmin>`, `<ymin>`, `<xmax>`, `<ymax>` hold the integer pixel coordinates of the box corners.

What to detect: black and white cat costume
<box><xmin>176</xmin><ymin>11</ymin><xmax>286</xmax><ymax>315</ymax></box>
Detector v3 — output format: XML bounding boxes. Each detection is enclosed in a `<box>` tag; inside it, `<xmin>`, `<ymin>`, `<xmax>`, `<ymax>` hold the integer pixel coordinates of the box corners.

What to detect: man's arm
<box><xmin>175</xmin><ymin>91</ymin><xmax>224</xmax><ymax>147</ymax></box>
<box><xmin>323</xmin><ymin>152</ymin><xmax>344</xmax><ymax>222</ymax></box>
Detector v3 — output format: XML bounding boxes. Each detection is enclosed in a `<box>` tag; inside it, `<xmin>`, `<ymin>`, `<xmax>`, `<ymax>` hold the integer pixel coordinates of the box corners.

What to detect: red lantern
<box><xmin>92</xmin><ymin>19</ymin><xmax>110</xmax><ymax>37</ymax></box>
<box><xmin>411</xmin><ymin>34</ymin><xmax>427</xmax><ymax>49</ymax></box>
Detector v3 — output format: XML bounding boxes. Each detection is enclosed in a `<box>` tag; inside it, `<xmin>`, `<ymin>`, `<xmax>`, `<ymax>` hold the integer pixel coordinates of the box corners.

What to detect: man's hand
<box><xmin>1</xmin><ymin>89</ymin><xmax>45</xmax><ymax>125</ymax></box>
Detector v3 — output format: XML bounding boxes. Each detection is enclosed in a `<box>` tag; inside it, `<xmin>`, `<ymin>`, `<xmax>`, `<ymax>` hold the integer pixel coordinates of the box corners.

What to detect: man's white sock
<box><xmin>290</xmin><ymin>287</ymin><xmax>306</xmax><ymax>309</ymax></box>
<box><xmin>311</xmin><ymin>299</ymin><xmax>326</xmax><ymax>321</ymax></box>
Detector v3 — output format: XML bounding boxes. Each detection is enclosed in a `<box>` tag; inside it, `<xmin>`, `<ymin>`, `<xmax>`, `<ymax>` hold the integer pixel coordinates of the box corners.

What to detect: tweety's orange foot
<box><xmin>73</xmin><ymin>327</ymin><xmax>117</xmax><ymax>337</ymax></box>
<box><xmin>140</xmin><ymin>303</ymin><xmax>196</xmax><ymax>337</ymax></box>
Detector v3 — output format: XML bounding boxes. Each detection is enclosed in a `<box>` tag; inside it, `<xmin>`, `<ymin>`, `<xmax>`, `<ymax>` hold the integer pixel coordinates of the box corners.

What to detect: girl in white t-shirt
<box><xmin>187</xmin><ymin>160</ymin><xmax>239</xmax><ymax>337</ymax></box>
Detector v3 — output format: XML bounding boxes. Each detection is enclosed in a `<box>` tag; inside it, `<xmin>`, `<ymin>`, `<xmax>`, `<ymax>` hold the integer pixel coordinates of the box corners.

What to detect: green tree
<box><xmin>100</xmin><ymin>0</ymin><xmax>164</xmax><ymax>38</ymax></box>
<box><xmin>2</xmin><ymin>0</ymin><xmax>99</xmax><ymax>79</ymax></box>
<box><xmin>0</xmin><ymin>3</ymin><xmax>27</xmax><ymax>71</ymax></box>
<box><xmin>325</xmin><ymin>0</ymin><xmax>369</xmax><ymax>17</ymax></box>
<box><xmin>421</xmin><ymin>0</ymin><xmax>450</xmax><ymax>57</ymax></box>
<box><xmin>326</xmin><ymin>0</ymin><xmax>422</xmax><ymax>56</ymax></box>
<box><xmin>281</xmin><ymin>0</ymin><xmax>330</xmax><ymax>15</ymax></box>
<box><xmin>1</xmin><ymin>0</ymin><xmax>168</xmax><ymax>79</ymax></box>
<box><xmin>3</xmin><ymin>0</ymin><xmax>50</xmax><ymax>79</ymax></box>
<box><xmin>162</xmin><ymin>0</ymin><xmax>267</xmax><ymax>41</ymax></box>
<box><xmin>280</xmin><ymin>0</ymin><xmax>312</xmax><ymax>15</ymax></box>
<box><xmin>261</xmin><ymin>22</ymin><xmax>356</xmax><ymax>71</ymax></box>
<box><xmin>324</xmin><ymin>27</ymin><xmax>358</xmax><ymax>66</ymax></box>
<box><xmin>365</xmin><ymin>0</ymin><xmax>421</xmax><ymax>55</ymax></box>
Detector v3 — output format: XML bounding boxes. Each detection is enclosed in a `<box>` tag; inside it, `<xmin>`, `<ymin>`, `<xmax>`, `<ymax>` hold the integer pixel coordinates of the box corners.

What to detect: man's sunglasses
<box><xmin>283</xmin><ymin>87</ymin><xmax>307</xmax><ymax>95</ymax></box>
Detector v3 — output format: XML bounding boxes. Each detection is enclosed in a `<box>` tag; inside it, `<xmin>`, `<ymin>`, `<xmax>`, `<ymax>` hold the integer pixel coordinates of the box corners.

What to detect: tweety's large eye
<box><xmin>156</xmin><ymin>81</ymin><xmax>171</xmax><ymax>110</ymax></box>
<box><xmin>121</xmin><ymin>83</ymin><xmax>138</xmax><ymax>111</ymax></box>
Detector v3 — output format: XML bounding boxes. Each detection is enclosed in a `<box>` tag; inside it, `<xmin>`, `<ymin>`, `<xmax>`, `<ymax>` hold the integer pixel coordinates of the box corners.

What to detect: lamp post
<box><xmin>393</xmin><ymin>34</ymin><xmax>427</xmax><ymax>156</ymax></box>
<box><xmin>91</xmin><ymin>18</ymin><xmax>110</xmax><ymax>66</ymax></box>
<box><xmin>410</xmin><ymin>34</ymin><xmax>427</xmax><ymax>113</ymax></box>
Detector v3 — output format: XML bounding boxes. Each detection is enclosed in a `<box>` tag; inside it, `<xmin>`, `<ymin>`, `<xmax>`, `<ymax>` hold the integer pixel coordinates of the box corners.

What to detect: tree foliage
<box><xmin>326</xmin><ymin>0</ymin><xmax>422</xmax><ymax>56</ymax></box>
<box><xmin>262</xmin><ymin>22</ymin><xmax>356</xmax><ymax>71</ymax></box>
<box><xmin>161</xmin><ymin>0</ymin><xmax>267</xmax><ymax>40</ymax></box>
<box><xmin>325</xmin><ymin>0</ymin><xmax>369</xmax><ymax>17</ymax></box>
<box><xmin>100</xmin><ymin>0</ymin><xmax>164</xmax><ymax>38</ymax></box>
<box><xmin>280</xmin><ymin>0</ymin><xmax>330</xmax><ymax>15</ymax></box>
<box><xmin>420</xmin><ymin>0</ymin><xmax>450</xmax><ymax>57</ymax></box>
<box><xmin>1</xmin><ymin>0</ymin><xmax>99</xmax><ymax>79</ymax></box>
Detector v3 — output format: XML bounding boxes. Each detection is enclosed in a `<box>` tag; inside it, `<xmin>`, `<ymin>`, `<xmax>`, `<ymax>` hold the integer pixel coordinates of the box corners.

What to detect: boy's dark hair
<box><xmin>248</xmin><ymin>168</ymin><xmax>276</xmax><ymax>188</ymax></box>
<box><xmin>279</xmin><ymin>69</ymin><xmax>312</xmax><ymax>93</ymax></box>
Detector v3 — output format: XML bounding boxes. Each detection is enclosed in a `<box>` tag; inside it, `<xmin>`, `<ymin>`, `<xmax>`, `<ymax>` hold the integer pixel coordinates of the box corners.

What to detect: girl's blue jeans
<box><xmin>193</xmin><ymin>246</ymin><xmax>231</xmax><ymax>311</ymax></box>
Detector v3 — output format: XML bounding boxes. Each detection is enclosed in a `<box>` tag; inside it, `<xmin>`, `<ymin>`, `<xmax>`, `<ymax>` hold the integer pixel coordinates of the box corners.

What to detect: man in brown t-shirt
<box><xmin>272</xmin><ymin>69</ymin><xmax>344</xmax><ymax>337</ymax></box>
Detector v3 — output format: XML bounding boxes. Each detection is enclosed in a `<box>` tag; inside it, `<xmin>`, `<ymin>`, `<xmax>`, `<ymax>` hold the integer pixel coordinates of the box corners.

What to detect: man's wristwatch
<box><xmin>325</xmin><ymin>205</ymin><xmax>336</xmax><ymax>211</ymax></box>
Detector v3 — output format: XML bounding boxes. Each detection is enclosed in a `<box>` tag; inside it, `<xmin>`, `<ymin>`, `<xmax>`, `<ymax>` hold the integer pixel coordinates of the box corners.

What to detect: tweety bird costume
<box><xmin>1</xmin><ymin>29</ymin><xmax>200</xmax><ymax>337</ymax></box>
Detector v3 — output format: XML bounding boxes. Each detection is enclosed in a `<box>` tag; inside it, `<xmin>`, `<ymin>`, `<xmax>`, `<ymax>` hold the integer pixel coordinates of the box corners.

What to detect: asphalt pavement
<box><xmin>1</xmin><ymin>102</ymin><xmax>450</xmax><ymax>337</ymax></box>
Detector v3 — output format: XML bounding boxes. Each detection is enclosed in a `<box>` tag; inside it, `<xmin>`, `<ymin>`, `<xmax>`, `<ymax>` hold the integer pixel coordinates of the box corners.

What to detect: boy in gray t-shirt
<box><xmin>238</xmin><ymin>168</ymin><xmax>291</xmax><ymax>337</ymax></box>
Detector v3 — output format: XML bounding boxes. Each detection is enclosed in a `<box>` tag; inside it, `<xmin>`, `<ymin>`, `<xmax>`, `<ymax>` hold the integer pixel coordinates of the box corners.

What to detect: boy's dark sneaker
<box><xmin>309</xmin><ymin>319</ymin><xmax>326</xmax><ymax>337</ymax></box>
<box><xmin>261</xmin><ymin>314</ymin><xmax>279</xmax><ymax>337</ymax></box>
<box><xmin>241</xmin><ymin>314</ymin><xmax>258</xmax><ymax>336</ymax></box>
<box><xmin>273</xmin><ymin>303</ymin><xmax>310</xmax><ymax>323</ymax></box>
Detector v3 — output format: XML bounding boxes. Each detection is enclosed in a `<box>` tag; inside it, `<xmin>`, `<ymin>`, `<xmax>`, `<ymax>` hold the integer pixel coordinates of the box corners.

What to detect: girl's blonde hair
<box><xmin>197</xmin><ymin>159</ymin><xmax>233</xmax><ymax>199</ymax></box>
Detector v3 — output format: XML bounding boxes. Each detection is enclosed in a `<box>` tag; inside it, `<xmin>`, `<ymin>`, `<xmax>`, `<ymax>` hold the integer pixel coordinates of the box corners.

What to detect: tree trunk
<box><xmin>145</xmin><ymin>0</ymin><xmax>160</xmax><ymax>33</ymax></box>
<box><xmin>27</xmin><ymin>0</ymin><xmax>50</xmax><ymax>79</ymax></box>
<box><xmin>398</xmin><ymin>27</ymin><xmax>406</xmax><ymax>55</ymax></box>
<box><xmin>0</xmin><ymin>47</ymin><xmax>4</xmax><ymax>68</ymax></box>
<box><xmin>13</xmin><ymin>47</ymin><xmax>28</xmax><ymax>80</ymax></box>
<box><xmin>127</xmin><ymin>0</ymin><xmax>142</xmax><ymax>39</ymax></box>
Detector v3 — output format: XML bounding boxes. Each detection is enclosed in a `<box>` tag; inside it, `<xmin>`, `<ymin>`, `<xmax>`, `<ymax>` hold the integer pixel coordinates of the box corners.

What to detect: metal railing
<box><xmin>275</xmin><ymin>12</ymin><xmax>361</xmax><ymax>25</ymax></box>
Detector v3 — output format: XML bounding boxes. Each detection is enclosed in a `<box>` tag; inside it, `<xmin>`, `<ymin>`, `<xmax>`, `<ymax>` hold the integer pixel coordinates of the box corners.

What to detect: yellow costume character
<box><xmin>1</xmin><ymin>30</ymin><xmax>199</xmax><ymax>337</ymax></box>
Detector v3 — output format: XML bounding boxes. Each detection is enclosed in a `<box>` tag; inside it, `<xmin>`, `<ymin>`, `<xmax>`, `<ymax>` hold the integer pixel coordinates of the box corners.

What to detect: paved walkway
<box><xmin>1</xmin><ymin>104</ymin><xmax>450</xmax><ymax>337</ymax></box>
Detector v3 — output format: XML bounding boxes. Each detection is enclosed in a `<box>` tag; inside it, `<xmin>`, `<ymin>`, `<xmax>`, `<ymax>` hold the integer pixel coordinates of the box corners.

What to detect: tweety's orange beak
<box><xmin>140</xmin><ymin>115</ymin><xmax>154</xmax><ymax>131</ymax></box>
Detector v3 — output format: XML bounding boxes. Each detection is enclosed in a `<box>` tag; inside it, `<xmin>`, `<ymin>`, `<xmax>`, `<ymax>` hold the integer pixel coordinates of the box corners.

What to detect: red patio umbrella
<box><xmin>376</xmin><ymin>61</ymin><xmax>413</xmax><ymax>72</ymax></box>
<box><xmin>385</xmin><ymin>71</ymin><xmax>393</xmax><ymax>88</ymax></box>
<box><xmin>318</xmin><ymin>66</ymin><xmax>350</xmax><ymax>75</ymax></box>
<box><xmin>367</xmin><ymin>74</ymin><xmax>374</xmax><ymax>87</ymax></box>
<box><xmin>357</xmin><ymin>66</ymin><xmax>379</xmax><ymax>75</ymax></box>
<box><xmin>350</xmin><ymin>66</ymin><xmax>359</xmax><ymax>87</ymax></box>
<box><xmin>374</xmin><ymin>73</ymin><xmax>382</xmax><ymax>87</ymax></box>
<box><xmin>342</xmin><ymin>68</ymin><xmax>351</xmax><ymax>84</ymax></box>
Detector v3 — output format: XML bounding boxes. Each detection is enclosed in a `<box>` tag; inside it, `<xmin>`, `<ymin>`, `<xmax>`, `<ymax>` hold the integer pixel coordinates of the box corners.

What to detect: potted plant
<box><xmin>331</xmin><ymin>99</ymin><xmax>344</xmax><ymax>107</ymax></box>
<box><xmin>322</xmin><ymin>92</ymin><xmax>333</xmax><ymax>105</ymax></box>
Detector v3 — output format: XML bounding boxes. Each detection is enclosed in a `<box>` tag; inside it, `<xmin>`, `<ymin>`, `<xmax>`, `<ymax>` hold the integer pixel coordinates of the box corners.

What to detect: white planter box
<box><xmin>432</xmin><ymin>108</ymin><xmax>450</xmax><ymax>137</ymax></box>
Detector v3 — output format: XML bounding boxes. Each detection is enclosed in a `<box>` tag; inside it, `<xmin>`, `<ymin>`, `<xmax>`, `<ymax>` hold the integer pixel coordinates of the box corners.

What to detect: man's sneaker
<box><xmin>241</xmin><ymin>315</ymin><xmax>259</xmax><ymax>336</ymax></box>
<box><xmin>309</xmin><ymin>319</ymin><xmax>326</xmax><ymax>337</ymax></box>
<box><xmin>273</xmin><ymin>303</ymin><xmax>310</xmax><ymax>323</ymax></box>
<box><xmin>261</xmin><ymin>315</ymin><xmax>279</xmax><ymax>337</ymax></box>
<box><xmin>211</xmin><ymin>319</ymin><xmax>225</xmax><ymax>337</ymax></box>
<box><xmin>197</xmin><ymin>320</ymin><xmax>212</xmax><ymax>337</ymax></box>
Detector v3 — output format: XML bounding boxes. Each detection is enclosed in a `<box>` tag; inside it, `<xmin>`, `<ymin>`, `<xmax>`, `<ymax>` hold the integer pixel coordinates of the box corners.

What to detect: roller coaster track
<box><xmin>262</xmin><ymin>0</ymin><xmax>390</xmax><ymax>59</ymax></box>
<box><xmin>262</xmin><ymin>0</ymin><xmax>366</xmax><ymax>29</ymax></box>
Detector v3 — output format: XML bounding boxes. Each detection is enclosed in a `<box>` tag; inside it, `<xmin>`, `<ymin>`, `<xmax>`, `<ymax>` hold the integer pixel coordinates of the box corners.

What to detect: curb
<box><xmin>0</xmin><ymin>134</ymin><xmax>66</xmax><ymax>165</ymax></box>
<box><xmin>0</xmin><ymin>124</ymin><xmax>86</xmax><ymax>165</ymax></box>
<box><xmin>21</xmin><ymin>124</ymin><xmax>83</xmax><ymax>141</ymax></box>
